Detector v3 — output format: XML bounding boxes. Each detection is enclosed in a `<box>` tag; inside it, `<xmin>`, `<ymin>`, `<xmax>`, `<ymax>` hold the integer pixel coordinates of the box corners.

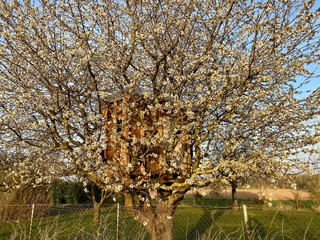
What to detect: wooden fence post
<box><xmin>243</xmin><ymin>205</ymin><xmax>250</xmax><ymax>240</ymax></box>
<box><xmin>28</xmin><ymin>204</ymin><xmax>35</xmax><ymax>240</ymax></box>
<box><xmin>116</xmin><ymin>203</ymin><xmax>120</xmax><ymax>240</ymax></box>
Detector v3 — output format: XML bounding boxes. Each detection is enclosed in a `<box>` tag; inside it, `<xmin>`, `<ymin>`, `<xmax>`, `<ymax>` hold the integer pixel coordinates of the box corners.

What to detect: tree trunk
<box><xmin>231</xmin><ymin>181</ymin><xmax>238</xmax><ymax>210</ymax></box>
<box><xmin>93</xmin><ymin>201</ymin><xmax>102</xmax><ymax>226</ymax></box>
<box><xmin>124</xmin><ymin>191</ymin><xmax>134</xmax><ymax>208</ymax></box>
<box><xmin>144</xmin><ymin>201</ymin><xmax>175</xmax><ymax>240</ymax></box>
<box><xmin>124</xmin><ymin>189</ymin><xmax>187</xmax><ymax>240</ymax></box>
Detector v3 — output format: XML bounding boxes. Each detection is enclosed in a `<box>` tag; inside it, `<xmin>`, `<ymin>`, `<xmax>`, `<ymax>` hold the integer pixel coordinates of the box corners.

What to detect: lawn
<box><xmin>174</xmin><ymin>207</ymin><xmax>320</xmax><ymax>240</ymax></box>
<box><xmin>1</xmin><ymin>205</ymin><xmax>320</xmax><ymax>240</ymax></box>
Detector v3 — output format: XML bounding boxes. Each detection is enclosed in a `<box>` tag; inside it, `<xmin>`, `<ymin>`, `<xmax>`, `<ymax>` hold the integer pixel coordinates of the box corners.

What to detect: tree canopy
<box><xmin>1</xmin><ymin>0</ymin><xmax>320</xmax><ymax>238</ymax></box>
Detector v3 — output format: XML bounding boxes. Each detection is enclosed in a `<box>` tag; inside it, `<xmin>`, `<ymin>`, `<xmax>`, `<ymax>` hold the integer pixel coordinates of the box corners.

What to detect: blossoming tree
<box><xmin>1</xmin><ymin>0</ymin><xmax>320</xmax><ymax>239</ymax></box>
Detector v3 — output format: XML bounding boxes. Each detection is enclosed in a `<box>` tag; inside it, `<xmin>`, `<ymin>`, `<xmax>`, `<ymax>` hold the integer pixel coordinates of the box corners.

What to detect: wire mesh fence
<box><xmin>1</xmin><ymin>203</ymin><xmax>320</xmax><ymax>239</ymax></box>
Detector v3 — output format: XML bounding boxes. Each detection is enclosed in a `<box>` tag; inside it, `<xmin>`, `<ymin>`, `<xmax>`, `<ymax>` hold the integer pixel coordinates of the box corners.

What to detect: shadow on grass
<box><xmin>181</xmin><ymin>210</ymin><xmax>224</xmax><ymax>240</ymax></box>
<box><xmin>249</xmin><ymin>217</ymin><xmax>267</xmax><ymax>239</ymax></box>
<box><xmin>249</xmin><ymin>211</ymin><xmax>294</xmax><ymax>239</ymax></box>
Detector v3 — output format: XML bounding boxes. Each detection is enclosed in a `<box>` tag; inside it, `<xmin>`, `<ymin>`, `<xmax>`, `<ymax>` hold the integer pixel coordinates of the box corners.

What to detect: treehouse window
<box><xmin>116</xmin><ymin>119</ymin><xmax>122</xmax><ymax>132</ymax></box>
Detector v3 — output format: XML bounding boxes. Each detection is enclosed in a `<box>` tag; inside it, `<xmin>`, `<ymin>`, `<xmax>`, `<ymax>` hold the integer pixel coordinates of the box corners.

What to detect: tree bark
<box><xmin>231</xmin><ymin>181</ymin><xmax>238</xmax><ymax>210</ymax></box>
<box><xmin>124</xmin><ymin>191</ymin><xmax>186</xmax><ymax>240</ymax></box>
<box><xmin>143</xmin><ymin>201</ymin><xmax>175</xmax><ymax>240</ymax></box>
<box><xmin>93</xmin><ymin>201</ymin><xmax>102</xmax><ymax>226</ymax></box>
<box><xmin>123</xmin><ymin>187</ymin><xmax>187</xmax><ymax>240</ymax></box>
<box><xmin>124</xmin><ymin>191</ymin><xmax>134</xmax><ymax>208</ymax></box>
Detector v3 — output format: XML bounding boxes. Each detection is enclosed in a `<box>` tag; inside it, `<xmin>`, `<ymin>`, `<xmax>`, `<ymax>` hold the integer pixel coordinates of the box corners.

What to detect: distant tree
<box><xmin>50</xmin><ymin>180</ymin><xmax>89</xmax><ymax>204</ymax></box>
<box><xmin>84</xmin><ymin>181</ymin><xmax>111</xmax><ymax>226</ymax></box>
<box><xmin>50</xmin><ymin>179</ymin><xmax>111</xmax><ymax>225</ymax></box>
<box><xmin>1</xmin><ymin>1</ymin><xmax>320</xmax><ymax>239</ymax></box>
<box><xmin>308</xmin><ymin>174</ymin><xmax>320</xmax><ymax>204</ymax></box>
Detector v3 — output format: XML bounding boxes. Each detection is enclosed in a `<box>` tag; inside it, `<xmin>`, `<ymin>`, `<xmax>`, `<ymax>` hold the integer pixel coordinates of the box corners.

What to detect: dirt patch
<box><xmin>186</xmin><ymin>188</ymin><xmax>310</xmax><ymax>200</ymax></box>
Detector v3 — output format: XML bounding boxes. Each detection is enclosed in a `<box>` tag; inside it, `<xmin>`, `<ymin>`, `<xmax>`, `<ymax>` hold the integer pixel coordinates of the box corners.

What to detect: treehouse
<box><xmin>103</xmin><ymin>94</ymin><xmax>192</xmax><ymax>183</ymax></box>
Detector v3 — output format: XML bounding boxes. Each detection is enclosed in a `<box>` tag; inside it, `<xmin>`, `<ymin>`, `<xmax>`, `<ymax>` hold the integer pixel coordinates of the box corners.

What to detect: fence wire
<box><xmin>1</xmin><ymin>203</ymin><xmax>320</xmax><ymax>240</ymax></box>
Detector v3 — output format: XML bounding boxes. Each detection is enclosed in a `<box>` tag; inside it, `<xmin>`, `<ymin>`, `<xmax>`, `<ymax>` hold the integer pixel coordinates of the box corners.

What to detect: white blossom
<box><xmin>0</xmin><ymin>1</ymin><xmax>319</xmax><ymax>225</ymax></box>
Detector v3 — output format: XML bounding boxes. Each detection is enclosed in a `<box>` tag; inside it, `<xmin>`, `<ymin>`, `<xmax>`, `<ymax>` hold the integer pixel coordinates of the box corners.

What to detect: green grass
<box><xmin>179</xmin><ymin>198</ymin><xmax>259</xmax><ymax>207</ymax></box>
<box><xmin>1</xmin><ymin>205</ymin><xmax>320</xmax><ymax>240</ymax></box>
<box><xmin>0</xmin><ymin>208</ymin><xmax>148</xmax><ymax>240</ymax></box>
<box><xmin>174</xmin><ymin>207</ymin><xmax>320</xmax><ymax>240</ymax></box>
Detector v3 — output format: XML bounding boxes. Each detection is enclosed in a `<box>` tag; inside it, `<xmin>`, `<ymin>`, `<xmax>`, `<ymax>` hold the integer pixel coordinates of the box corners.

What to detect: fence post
<box><xmin>243</xmin><ymin>205</ymin><xmax>250</xmax><ymax>240</ymax></box>
<box><xmin>28</xmin><ymin>204</ymin><xmax>35</xmax><ymax>240</ymax></box>
<box><xmin>116</xmin><ymin>203</ymin><xmax>120</xmax><ymax>240</ymax></box>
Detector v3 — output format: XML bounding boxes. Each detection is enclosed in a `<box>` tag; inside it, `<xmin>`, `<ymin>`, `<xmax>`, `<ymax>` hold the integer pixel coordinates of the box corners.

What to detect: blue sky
<box><xmin>303</xmin><ymin>79</ymin><xmax>320</xmax><ymax>94</ymax></box>
<box><xmin>295</xmin><ymin>64</ymin><xmax>320</xmax><ymax>98</ymax></box>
